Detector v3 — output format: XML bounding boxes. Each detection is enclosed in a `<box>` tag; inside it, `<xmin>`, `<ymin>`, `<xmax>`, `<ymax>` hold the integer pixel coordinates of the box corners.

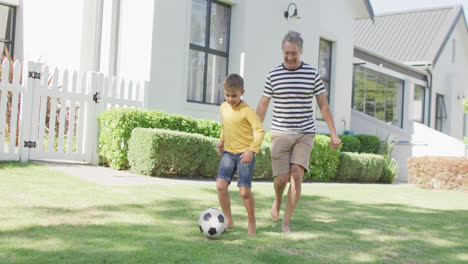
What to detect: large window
<box><xmin>435</xmin><ymin>94</ymin><xmax>447</xmax><ymax>132</ymax></box>
<box><xmin>413</xmin><ymin>85</ymin><xmax>426</xmax><ymax>123</ymax></box>
<box><xmin>188</xmin><ymin>0</ymin><xmax>231</xmax><ymax>105</ymax></box>
<box><xmin>352</xmin><ymin>65</ymin><xmax>404</xmax><ymax>128</ymax></box>
<box><xmin>0</xmin><ymin>3</ymin><xmax>16</xmax><ymax>59</ymax></box>
<box><xmin>316</xmin><ymin>38</ymin><xmax>333</xmax><ymax>119</ymax></box>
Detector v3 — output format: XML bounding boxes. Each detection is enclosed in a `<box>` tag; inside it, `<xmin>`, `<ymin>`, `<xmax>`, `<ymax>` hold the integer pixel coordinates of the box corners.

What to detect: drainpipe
<box><xmin>426</xmin><ymin>67</ymin><xmax>433</xmax><ymax>127</ymax></box>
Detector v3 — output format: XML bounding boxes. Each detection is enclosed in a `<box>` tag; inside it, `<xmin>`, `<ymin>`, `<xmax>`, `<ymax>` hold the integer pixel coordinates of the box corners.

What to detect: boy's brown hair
<box><xmin>223</xmin><ymin>73</ymin><xmax>244</xmax><ymax>92</ymax></box>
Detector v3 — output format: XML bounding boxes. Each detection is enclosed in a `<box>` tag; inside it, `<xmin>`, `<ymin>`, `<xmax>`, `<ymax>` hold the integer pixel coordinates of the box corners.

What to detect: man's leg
<box><xmin>282</xmin><ymin>164</ymin><xmax>304</xmax><ymax>233</ymax></box>
<box><xmin>270</xmin><ymin>172</ymin><xmax>289</xmax><ymax>221</ymax></box>
<box><xmin>239</xmin><ymin>187</ymin><xmax>256</xmax><ymax>235</ymax></box>
<box><xmin>217</xmin><ymin>179</ymin><xmax>234</xmax><ymax>229</ymax></box>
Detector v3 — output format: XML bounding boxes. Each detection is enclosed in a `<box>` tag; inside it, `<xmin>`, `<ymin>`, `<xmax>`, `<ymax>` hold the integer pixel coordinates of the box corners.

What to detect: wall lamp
<box><xmin>284</xmin><ymin>3</ymin><xmax>300</xmax><ymax>20</ymax></box>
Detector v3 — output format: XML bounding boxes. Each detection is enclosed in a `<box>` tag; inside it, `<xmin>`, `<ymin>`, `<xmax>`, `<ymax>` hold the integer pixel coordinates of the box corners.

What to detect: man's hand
<box><xmin>330</xmin><ymin>135</ymin><xmax>341</xmax><ymax>150</ymax></box>
<box><xmin>240</xmin><ymin>149</ymin><xmax>254</xmax><ymax>163</ymax></box>
<box><xmin>217</xmin><ymin>141</ymin><xmax>224</xmax><ymax>157</ymax></box>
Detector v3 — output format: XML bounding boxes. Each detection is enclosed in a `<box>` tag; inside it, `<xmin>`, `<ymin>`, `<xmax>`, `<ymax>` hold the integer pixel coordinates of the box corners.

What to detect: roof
<box><xmin>354</xmin><ymin>5</ymin><xmax>468</xmax><ymax>66</ymax></box>
<box><xmin>353</xmin><ymin>0</ymin><xmax>375</xmax><ymax>22</ymax></box>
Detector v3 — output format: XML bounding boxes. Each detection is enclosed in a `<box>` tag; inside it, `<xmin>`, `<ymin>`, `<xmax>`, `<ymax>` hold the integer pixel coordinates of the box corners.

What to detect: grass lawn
<box><xmin>1</xmin><ymin>162</ymin><xmax>467</xmax><ymax>264</ymax></box>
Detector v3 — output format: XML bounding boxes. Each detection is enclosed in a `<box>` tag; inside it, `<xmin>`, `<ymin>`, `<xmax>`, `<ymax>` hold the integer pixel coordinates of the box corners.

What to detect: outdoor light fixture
<box><xmin>284</xmin><ymin>3</ymin><xmax>300</xmax><ymax>20</ymax></box>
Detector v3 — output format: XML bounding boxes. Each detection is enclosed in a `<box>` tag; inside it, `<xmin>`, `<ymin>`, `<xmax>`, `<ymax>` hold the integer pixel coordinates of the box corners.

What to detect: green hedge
<box><xmin>355</xmin><ymin>134</ymin><xmax>381</xmax><ymax>154</ymax></box>
<box><xmin>98</xmin><ymin>108</ymin><xmax>221</xmax><ymax>169</ymax></box>
<box><xmin>305</xmin><ymin>134</ymin><xmax>341</xmax><ymax>182</ymax></box>
<box><xmin>338</xmin><ymin>135</ymin><xmax>361</xmax><ymax>153</ymax></box>
<box><xmin>128</xmin><ymin>128</ymin><xmax>272</xmax><ymax>179</ymax></box>
<box><xmin>335</xmin><ymin>152</ymin><xmax>385</xmax><ymax>183</ymax></box>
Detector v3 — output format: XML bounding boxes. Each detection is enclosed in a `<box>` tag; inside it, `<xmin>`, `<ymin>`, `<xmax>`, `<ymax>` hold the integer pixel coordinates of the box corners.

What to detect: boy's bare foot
<box><xmin>270</xmin><ymin>199</ymin><xmax>280</xmax><ymax>221</ymax></box>
<box><xmin>226</xmin><ymin>223</ymin><xmax>234</xmax><ymax>229</ymax></box>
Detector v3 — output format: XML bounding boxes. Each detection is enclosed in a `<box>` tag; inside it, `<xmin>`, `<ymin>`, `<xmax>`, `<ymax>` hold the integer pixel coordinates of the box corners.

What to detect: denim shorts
<box><xmin>217</xmin><ymin>151</ymin><xmax>256</xmax><ymax>188</ymax></box>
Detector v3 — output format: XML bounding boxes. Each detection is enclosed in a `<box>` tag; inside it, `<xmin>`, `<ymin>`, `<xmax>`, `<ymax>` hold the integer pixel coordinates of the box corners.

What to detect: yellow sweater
<box><xmin>220</xmin><ymin>101</ymin><xmax>265</xmax><ymax>154</ymax></box>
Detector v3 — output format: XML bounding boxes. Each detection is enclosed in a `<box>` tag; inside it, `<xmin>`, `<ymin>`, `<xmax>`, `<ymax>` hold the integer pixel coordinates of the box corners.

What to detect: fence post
<box><xmin>19</xmin><ymin>61</ymin><xmax>41</xmax><ymax>162</ymax></box>
<box><xmin>83</xmin><ymin>71</ymin><xmax>103</xmax><ymax>165</ymax></box>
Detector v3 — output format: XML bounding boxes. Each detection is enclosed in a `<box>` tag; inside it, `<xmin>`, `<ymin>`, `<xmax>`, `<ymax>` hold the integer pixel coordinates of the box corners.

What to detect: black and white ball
<box><xmin>198</xmin><ymin>208</ymin><xmax>226</xmax><ymax>239</ymax></box>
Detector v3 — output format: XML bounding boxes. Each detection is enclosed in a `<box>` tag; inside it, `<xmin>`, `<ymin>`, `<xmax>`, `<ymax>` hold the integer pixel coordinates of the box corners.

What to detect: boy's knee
<box><xmin>239</xmin><ymin>188</ymin><xmax>252</xmax><ymax>200</ymax></box>
<box><xmin>216</xmin><ymin>180</ymin><xmax>229</xmax><ymax>193</ymax></box>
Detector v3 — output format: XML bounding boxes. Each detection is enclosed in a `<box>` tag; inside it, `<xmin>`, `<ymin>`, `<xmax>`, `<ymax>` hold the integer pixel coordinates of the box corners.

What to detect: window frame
<box><xmin>315</xmin><ymin>38</ymin><xmax>333</xmax><ymax>120</ymax></box>
<box><xmin>435</xmin><ymin>93</ymin><xmax>447</xmax><ymax>132</ymax></box>
<box><xmin>352</xmin><ymin>65</ymin><xmax>405</xmax><ymax>128</ymax></box>
<box><xmin>187</xmin><ymin>0</ymin><xmax>231</xmax><ymax>105</ymax></box>
<box><xmin>0</xmin><ymin>3</ymin><xmax>16</xmax><ymax>59</ymax></box>
<box><xmin>413</xmin><ymin>84</ymin><xmax>426</xmax><ymax>123</ymax></box>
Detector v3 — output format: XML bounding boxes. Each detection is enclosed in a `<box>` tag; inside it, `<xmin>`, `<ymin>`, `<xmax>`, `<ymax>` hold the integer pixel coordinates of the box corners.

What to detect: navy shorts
<box><xmin>217</xmin><ymin>151</ymin><xmax>256</xmax><ymax>188</ymax></box>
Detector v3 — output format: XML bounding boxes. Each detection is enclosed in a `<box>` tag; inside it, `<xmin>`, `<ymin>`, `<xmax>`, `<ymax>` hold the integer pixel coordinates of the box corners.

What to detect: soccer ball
<box><xmin>198</xmin><ymin>208</ymin><xmax>226</xmax><ymax>239</ymax></box>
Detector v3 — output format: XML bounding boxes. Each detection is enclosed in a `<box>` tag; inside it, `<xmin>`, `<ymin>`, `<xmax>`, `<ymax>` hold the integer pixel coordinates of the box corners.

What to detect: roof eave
<box><xmin>354</xmin><ymin>46</ymin><xmax>429</xmax><ymax>76</ymax></box>
<box><xmin>433</xmin><ymin>6</ymin><xmax>467</xmax><ymax>66</ymax></box>
<box><xmin>364</xmin><ymin>0</ymin><xmax>375</xmax><ymax>23</ymax></box>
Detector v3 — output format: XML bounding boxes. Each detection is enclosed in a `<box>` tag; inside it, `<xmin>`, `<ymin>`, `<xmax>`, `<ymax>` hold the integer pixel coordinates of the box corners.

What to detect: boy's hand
<box><xmin>217</xmin><ymin>141</ymin><xmax>224</xmax><ymax>157</ymax></box>
<box><xmin>240</xmin><ymin>149</ymin><xmax>254</xmax><ymax>163</ymax></box>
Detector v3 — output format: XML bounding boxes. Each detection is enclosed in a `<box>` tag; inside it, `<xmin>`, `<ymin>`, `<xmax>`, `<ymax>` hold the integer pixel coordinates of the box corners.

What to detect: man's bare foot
<box><xmin>281</xmin><ymin>224</ymin><xmax>292</xmax><ymax>233</ymax></box>
<box><xmin>270</xmin><ymin>199</ymin><xmax>280</xmax><ymax>221</ymax></box>
<box><xmin>247</xmin><ymin>223</ymin><xmax>256</xmax><ymax>235</ymax></box>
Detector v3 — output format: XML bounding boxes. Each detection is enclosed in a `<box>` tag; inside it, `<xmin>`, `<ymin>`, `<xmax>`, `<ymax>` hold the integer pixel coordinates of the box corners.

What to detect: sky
<box><xmin>370</xmin><ymin>0</ymin><xmax>468</xmax><ymax>18</ymax></box>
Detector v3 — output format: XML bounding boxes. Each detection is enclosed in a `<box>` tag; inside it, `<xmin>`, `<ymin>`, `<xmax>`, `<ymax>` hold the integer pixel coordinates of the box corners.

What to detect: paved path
<box><xmin>35</xmin><ymin>160</ymin><xmax>218</xmax><ymax>186</ymax></box>
<box><xmin>36</xmin><ymin>160</ymin><xmax>411</xmax><ymax>187</ymax></box>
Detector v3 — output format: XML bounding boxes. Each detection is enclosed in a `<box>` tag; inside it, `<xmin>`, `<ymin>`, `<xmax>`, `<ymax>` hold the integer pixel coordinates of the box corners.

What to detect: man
<box><xmin>256</xmin><ymin>31</ymin><xmax>341</xmax><ymax>233</ymax></box>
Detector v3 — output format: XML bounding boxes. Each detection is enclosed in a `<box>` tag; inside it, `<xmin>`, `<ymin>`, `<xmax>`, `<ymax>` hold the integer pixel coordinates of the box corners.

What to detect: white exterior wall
<box><xmin>431</xmin><ymin>18</ymin><xmax>468</xmax><ymax>139</ymax></box>
<box><xmin>148</xmin><ymin>0</ymin><xmax>359</xmax><ymax>133</ymax></box>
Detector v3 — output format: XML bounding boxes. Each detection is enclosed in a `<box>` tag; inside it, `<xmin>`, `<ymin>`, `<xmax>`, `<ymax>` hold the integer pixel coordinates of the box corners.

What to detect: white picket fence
<box><xmin>0</xmin><ymin>60</ymin><xmax>149</xmax><ymax>164</ymax></box>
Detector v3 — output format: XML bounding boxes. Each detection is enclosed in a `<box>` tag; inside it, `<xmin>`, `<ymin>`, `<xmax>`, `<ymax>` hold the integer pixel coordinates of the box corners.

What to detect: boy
<box><xmin>217</xmin><ymin>73</ymin><xmax>265</xmax><ymax>235</ymax></box>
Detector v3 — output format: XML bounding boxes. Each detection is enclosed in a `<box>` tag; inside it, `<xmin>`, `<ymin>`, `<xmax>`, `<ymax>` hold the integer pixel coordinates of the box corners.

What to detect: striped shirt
<box><xmin>263</xmin><ymin>62</ymin><xmax>325</xmax><ymax>133</ymax></box>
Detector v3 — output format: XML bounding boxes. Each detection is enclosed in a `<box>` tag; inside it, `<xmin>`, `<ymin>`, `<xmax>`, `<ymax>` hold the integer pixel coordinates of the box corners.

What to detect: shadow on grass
<box><xmin>1</xmin><ymin>187</ymin><xmax>467</xmax><ymax>264</ymax></box>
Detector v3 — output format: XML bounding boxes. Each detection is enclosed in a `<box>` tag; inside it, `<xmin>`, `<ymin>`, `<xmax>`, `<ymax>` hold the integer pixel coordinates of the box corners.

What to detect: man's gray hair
<box><xmin>282</xmin><ymin>31</ymin><xmax>303</xmax><ymax>51</ymax></box>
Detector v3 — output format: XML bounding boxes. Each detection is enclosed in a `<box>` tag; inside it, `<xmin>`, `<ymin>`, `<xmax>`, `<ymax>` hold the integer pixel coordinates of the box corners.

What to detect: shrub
<box><xmin>408</xmin><ymin>157</ymin><xmax>468</xmax><ymax>192</ymax></box>
<box><xmin>264</xmin><ymin>131</ymin><xmax>272</xmax><ymax>143</ymax></box>
<box><xmin>355</xmin><ymin>134</ymin><xmax>381</xmax><ymax>154</ymax></box>
<box><xmin>128</xmin><ymin>128</ymin><xmax>273</xmax><ymax>179</ymax></box>
<box><xmin>379</xmin><ymin>136</ymin><xmax>398</xmax><ymax>183</ymax></box>
<box><xmin>98</xmin><ymin>108</ymin><xmax>222</xmax><ymax>169</ymax></box>
<box><xmin>335</xmin><ymin>152</ymin><xmax>385</xmax><ymax>183</ymax></box>
<box><xmin>338</xmin><ymin>134</ymin><xmax>361</xmax><ymax>153</ymax></box>
<box><xmin>305</xmin><ymin>134</ymin><xmax>341</xmax><ymax>182</ymax></box>
<box><xmin>253</xmin><ymin>141</ymin><xmax>272</xmax><ymax>179</ymax></box>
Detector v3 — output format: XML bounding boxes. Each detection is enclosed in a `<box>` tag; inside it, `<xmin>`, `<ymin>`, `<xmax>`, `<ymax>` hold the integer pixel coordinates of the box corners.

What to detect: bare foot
<box><xmin>226</xmin><ymin>223</ymin><xmax>234</xmax><ymax>229</ymax></box>
<box><xmin>270</xmin><ymin>199</ymin><xmax>280</xmax><ymax>221</ymax></box>
<box><xmin>247</xmin><ymin>223</ymin><xmax>256</xmax><ymax>235</ymax></box>
<box><xmin>281</xmin><ymin>225</ymin><xmax>292</xmax><ymax>233</ymax></box>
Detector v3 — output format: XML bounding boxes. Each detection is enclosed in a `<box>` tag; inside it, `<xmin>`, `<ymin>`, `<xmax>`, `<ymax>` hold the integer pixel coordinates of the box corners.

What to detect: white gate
<box><xmin>0</xmin><ymin>60</ymin><xmax>148</xmax><ymax>164</ymax></box>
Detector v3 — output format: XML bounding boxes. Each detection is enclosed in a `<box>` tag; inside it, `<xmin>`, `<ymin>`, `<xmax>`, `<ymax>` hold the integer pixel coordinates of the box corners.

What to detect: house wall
<box><xmin>148</xmin><ymin>0</ymin><xmax>359</xmax><ymax>135</ymax></box>
<box><xmin>351</xmin><ymin>53</ymin><xmax>429</xmax><ymax>183</ymax></box>
<box><xmin>431</xmin><ymin>17</ymin><xmax>468</xmax><ymax>139</ymax></box>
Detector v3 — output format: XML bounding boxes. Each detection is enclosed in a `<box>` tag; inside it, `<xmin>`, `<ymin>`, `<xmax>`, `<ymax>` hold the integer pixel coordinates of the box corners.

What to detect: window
<box><xmin>435</xmin><ymin>94</ymin><xmax>447</xmax><ymax>132</ymax></box>
<box><xmin>0</xmin><ymin>3</ymin><xmax>16</xmax><ymax>59</ymax></box>
<box><xmin>352</xmin><ymin>65</ymin><xmax>404</xmax><ymax>128</ymax></box>
<box><xmin>316</xmin><ymin>38</ymin><xmax>332</xmax><ymax>119</ymax></box>
<box><xmin>187</xmin><ymin>0</ymin><xmax>231</xmax><ymax>105</ymax></box>
<box><xmin>413</xmin><ymin>85</ymin><xmax>425</xmax><ymax>123</ymax></box>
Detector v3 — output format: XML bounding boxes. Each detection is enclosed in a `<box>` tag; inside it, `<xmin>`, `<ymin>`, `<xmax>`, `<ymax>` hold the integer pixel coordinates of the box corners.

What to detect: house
<box><xmin>11</xmin><ymin>0</ymin><xmax>465</xmax><ymax>183</ymax></box>
<box><xmin>146</xmin><ymin>0</ymin><xmax>374</xmax><ymax>136</ymax></box>
<box><xmin>353</xmin><ymin>5</ymin><xmax>468</xmax><ymax>182</ymax></box>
